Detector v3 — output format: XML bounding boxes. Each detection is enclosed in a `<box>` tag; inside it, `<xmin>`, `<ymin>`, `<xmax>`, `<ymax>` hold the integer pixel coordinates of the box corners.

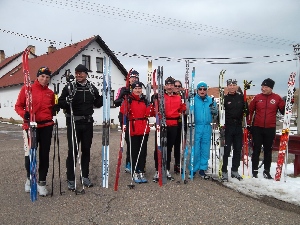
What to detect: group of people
<box><xmin>15</xmin><ymin>63</ymin><xmax>285</xmax><ymax>196</ymax></box>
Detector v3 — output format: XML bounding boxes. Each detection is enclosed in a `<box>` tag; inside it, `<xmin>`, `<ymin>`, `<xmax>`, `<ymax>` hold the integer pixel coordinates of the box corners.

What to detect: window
<box><xmin>82</xmin><ymin>55</ymin><xmax>91</xmax><ymax>70</ymax></box>
<box><xmin>96</xmin><ymin>57</ymin><xmax>103</xmax><ymax>73</ymax></box>
<box><xmin>110</xmin><ymin>90</ymin><xmax>115</xmax><ymax>108</ymax></box>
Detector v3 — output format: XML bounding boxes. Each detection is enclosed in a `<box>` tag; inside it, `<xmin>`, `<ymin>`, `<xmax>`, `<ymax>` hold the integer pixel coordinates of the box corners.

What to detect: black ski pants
<box><xmin>130</xmin><ymin>134</ymin><xmax>149</xmax><ymax>173</ymax></box>
<box><xmin>251</xmin><ymin>126</ymin><xmax>276</xmax><ymax>173</ymax></box>
<box><xmin>66</xmin><ymin>121</ymin><xmax>93</xmax><ymax>181</ymax></box>
<box><xmin>154</xmin><ymin>125</ymin><xmax>178</xmax><ymax>171</ymax></box>
<box><xmin>25</xmin><ymin>125</ymin><xmax>53</xmax><ymax>182</ymax></box>
<box><xmin>222</xmin><ymin>124</ymin><xmax>243</xmax><ymax>172</ymax></box>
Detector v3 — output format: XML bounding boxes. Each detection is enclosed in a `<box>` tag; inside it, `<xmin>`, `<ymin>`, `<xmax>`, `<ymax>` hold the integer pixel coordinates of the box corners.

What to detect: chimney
<box><xmin>28</xmin><ymin>45</ymin><xmax>35</xmax><ymax>55</ymax></box>
<box><xmin>48</xmin><ymin>45</ymin><xmax>56</xmax><ymax>53</ymax></box>
<box><xmin>0</xmin><ymin>50</ymin><xmax>5</xmax><ymax>63</ymax></box>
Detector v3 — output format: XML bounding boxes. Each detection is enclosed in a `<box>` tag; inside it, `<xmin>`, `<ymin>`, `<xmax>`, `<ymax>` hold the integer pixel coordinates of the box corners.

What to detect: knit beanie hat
<box><xmin>226</xmin><ymin>79</ymin><xmax>237</xmax><ymax>86</ymax></box>
<box><xmin>197</xmin><ymin>81</ymin><xmax>208</xmax><ymax>89</ymax></box>
<box><xmin>131</xmin><ymin>81</ymin><xmax>144</xmax><ymax>89</ymax></box>
<box><xmin>261</xmin><ymin>78</ymin><xmax>275</xmax><ymax>89</ymax></box>
<box><xmin>130</xmin><ymin>70</ymin><xmax>139</xmax><ymax>78</ymax></box>
<box><xmin>37</xmin><ymin>66</ymin><xmax>51</xmax><ymax>77</ymax></box>
<box><xmin>75</xmin><ymin>64</ymin><xmax>89</xmax><ymax>73</ymax></box>
<box><xmin>165</xmin><ymin>76</ymin><xmax>175</xmax><ymax>85</ymax></box>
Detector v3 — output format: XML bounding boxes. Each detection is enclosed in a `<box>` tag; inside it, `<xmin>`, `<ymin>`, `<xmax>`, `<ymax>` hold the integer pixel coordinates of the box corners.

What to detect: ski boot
<box><xmin>221</xmin><ymin>172</ymin><xmax>228</xmax><ymax>182</ymax></box>
<box><xmin>166</xmin><ymin>170</ymin><xmax>175</xmax><ymax>181</ymax></box>
<box><xmin>231</xmin><ymin>170</ymin><xmax>243</xmax><ymax>181</ymax></box>
<box><xmin>153</xmin><ymin>171</ymin><xmax>159</xmax><ymax>182</ymax></box>
<box><xmin>125</xmin><ymin>162</ymin><xmax>131</xmax><ymax>173</ymax></box>
<box><xmin>263</xmin><ymin>170</ymin><xmax>273</xmax><ymax>179</ymax></box>
<box><xmin>199</xmin><ymin>170</ymin><xmax>210</xmax><ymax>180</ymax></box>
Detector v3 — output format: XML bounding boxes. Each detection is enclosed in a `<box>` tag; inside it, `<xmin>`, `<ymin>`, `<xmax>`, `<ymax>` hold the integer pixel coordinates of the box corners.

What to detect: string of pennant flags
<box><xmin>23</xmin><ymin>0</ymin><xmax>297</xmax><ymax>48</ymax></box>
<box><xmin>0</xmin><ymin>28</ymin><xmax>298</xmax><ymax>65</ymax></box>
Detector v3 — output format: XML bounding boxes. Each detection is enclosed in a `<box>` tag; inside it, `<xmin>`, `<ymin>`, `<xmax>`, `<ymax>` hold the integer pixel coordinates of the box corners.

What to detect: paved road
<box><xmin>0</xmin><ymin>122</ymin><xmax>299</xmax><ymax>225</ymax></box>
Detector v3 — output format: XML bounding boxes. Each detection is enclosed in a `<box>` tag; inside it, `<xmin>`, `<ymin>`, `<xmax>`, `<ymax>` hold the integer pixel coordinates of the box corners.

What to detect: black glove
<box><xmin>52</xmin><ymin>104</ymin><xmax>60</xmax><ymax>116</ymax></box>
<box><xmin>24</xmin><ymin>111</ymin><xmax>30</xmax><ymax>120</ymax></box>
<box><xmin>120</xmin><ymin>88</ymin><xmax>131</xmax><ymax>98</ymax></box>
<box><xmin>66</xmin><ymin>96</ymin><xmax>73</xmax><ymax>104</ymax></box>
<box><xmin>151</xmin><ymin>94</ymin><xmax>158</xmax><ymax>104</ymax></box>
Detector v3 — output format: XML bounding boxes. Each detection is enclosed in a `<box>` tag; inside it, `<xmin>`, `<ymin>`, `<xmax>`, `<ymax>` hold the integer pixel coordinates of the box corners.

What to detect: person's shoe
<box><xmin>125</xmin><ymin>162</ymin><xmax>131</xmax><ymax>173</ymax></box>
<box><xmin>133</xmin><ymin>173</ymin><xmax>141</xmax><ymax>183</ymax></box>
<box><xmin>67</xmin><ymin>180</ymin><xmax>75</xmax><ymax>191</ymax></box>
<box><xmin>37</xmin><ymin>181</ymin><xmax>48</xmax><ymax>196</ymax></box>
<box><xmin>25</xmin><ymin>178</ymin><xmax>30</xmax><ymax>193</ymax></box>
<box><xmin>153</xmin><ymin>171</ymin><xmax>159</xmax><ymax>182</ymax></box>
<box><xmin>188</xmin><ymin>171</ymin><xmax>196</xmax><ymax>179</ymax></box>
<box><xmin>221</xmin><ymin>172</ymin><xmax>228</xmax><ymax>182</ymax></box>
<box><xmin>82</xmin><ymin>177</ymin><xmax>93</xmax><ymax>187</ymax></box>
<box><xmin>263</xmin><ymin>170</ymin><xmax>273</xmax><ymax>179</ymax></box>
<box><xmin>252</xmin><ymin>172</ymin><xmax>258</xmax><ymax>178</ymax></box>
<box><xmin>166</xmin><ymin>170</ymin><xmax>175</xmax><ymax>181</ymax></box>
<box><xmin>174</xmin><ymin>164</ymin><xmax>180</xmax><ymax>174</ymax></box>
<box><xmin>139</xmin><ymin>172</ymin><xmax>148</xmax><ymax>183</ymax></box>
<box><xmin>231</xmin><ymin>170</ymin><xmax>243</xmax><ymax>181</ymax></box>
<box><xmin>199</xmin><ymin>170</ymin><xmax>210</xmax><ymax>180</ymax></box>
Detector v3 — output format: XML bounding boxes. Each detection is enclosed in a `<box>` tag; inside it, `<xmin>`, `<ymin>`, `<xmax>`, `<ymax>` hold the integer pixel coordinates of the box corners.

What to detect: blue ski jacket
<box><xmin>194</xmin><ymin>94</ymin><xmax>217</xmax><ymax>125</ymax></box>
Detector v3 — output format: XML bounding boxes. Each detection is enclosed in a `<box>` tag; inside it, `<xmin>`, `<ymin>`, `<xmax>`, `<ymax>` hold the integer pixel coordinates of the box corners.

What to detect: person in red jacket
<box><xmin>15</xmin><ymin>66</ymin><xmax>59</xmax><ymax>196</ymax></box>
<box><xmin>153</xmin><ymin>76</ymin><xmax>186</xmax><ymax>182</ymax></box>
<box><xmin>248</xmin><ymin>78</ymin><xmax>285</xmax><ymax>179</ymax></box>
<box><xmin>120</xmin><ymin>81</ymin><xmax>154</xmax><ymax>183</ymax></box>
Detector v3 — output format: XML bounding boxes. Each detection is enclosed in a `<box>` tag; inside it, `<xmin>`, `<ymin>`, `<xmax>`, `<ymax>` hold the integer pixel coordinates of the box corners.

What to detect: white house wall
<box><xmin>0</xmin><ymin>85</ymin><xmax>23</xmax><ymax>120</ymax></box>
<box><xmin>0</xmin><ymin>55</ymin><xmax>23</xmax><ymax>79</ymax></box>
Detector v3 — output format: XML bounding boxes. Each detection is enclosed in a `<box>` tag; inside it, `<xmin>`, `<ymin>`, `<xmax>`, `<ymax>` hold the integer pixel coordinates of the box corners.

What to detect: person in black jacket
<box><xmin>221</xmin><ymin>79</ymin><xmax>248</xmax><ymax>181</ymax></box>
<box><xmin>58</xmin><ymin>64</ymin><xmax>103</xmax><ymax>190</ymax></box>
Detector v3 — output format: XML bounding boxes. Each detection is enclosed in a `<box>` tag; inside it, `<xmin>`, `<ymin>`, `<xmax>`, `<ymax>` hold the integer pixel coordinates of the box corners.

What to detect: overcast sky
<box><xmin>1</xmin><ymin>0</ymin><xmax>300</xmax><ymax>96</ymax></box>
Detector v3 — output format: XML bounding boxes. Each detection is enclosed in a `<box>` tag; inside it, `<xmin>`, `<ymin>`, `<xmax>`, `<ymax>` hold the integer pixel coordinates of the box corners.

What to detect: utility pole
<box><xmin>293</xmin><ymin>44</ymin><xmax>300</xmax><ymax>133</ymax></box>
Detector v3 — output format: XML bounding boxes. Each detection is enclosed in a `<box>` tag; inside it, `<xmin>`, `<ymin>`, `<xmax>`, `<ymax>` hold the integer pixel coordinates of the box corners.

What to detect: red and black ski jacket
<box><xmin>15</xmin><ymin>79</ymin><xmax>55</xmax><ymax>130</ymax></box>
<box><xmin>120</xmin><ymin>93</ymin><xmax>154</xmax><ymax>136</ymax></box>
<box><xmin>248</xmin><ymin>92</ymin><xmax>285</xmax><ymax>128</ymax></box>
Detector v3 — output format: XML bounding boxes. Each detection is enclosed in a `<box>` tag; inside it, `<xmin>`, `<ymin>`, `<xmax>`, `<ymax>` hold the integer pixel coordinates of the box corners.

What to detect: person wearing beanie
<box><xmin>152</xmin><ymin>76</ymin><xmax>186</xmax><ymax>182</ymax></box>
<box><xmin>248</xmin><ymin>78</ymin><xmax>285</xmax><ymax>179</ymax></box>
<box><xmin>15</xmin><ymin>66</ymin><xmax>58</xmax><ymax>196</ymax></box>
<box><xmin>120</xmin><ymin>81</ymin><xmax>154</xmax><ymax>183</ymax></box>
<box><xmin>58</xmin><ymin>64</ymin><xmax>103</xmax><ymax>190</ymax></box>
<box><xmin>221</xmin><ymin>79</ymin><xmax>248</xmax><ymax>182</ymax></box>
<box><xmin>114</xmin><ymin>69</ymin><xmax>139</xmax><ymax>173</ymax></box>
<box><xmin>189</xmin><ymin>81</ymin><xmax>218</xmax><ymax>180</ymax></box>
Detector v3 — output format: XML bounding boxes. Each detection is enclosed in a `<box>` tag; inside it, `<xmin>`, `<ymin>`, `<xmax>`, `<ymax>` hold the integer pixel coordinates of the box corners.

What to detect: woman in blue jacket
<box><xmin>189</xmin><ymin>81</ymin><xmax>218</xmax><ymax>179</ymax></box>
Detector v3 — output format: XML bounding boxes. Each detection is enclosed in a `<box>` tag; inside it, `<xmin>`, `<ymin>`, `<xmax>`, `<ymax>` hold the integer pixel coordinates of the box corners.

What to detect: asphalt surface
<box><xmin>0</xmin><ymin>122</ymin><xmax>300</xmax><ymax>225</ymax></box>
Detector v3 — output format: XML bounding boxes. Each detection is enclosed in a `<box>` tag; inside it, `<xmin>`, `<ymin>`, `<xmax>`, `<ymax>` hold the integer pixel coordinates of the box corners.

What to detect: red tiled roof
<box><xmin>0</xmin><ymin>35</ymin><xmax>127</xmax><ymax>88</ymax></box>
<box><xmin>0</xmin><ymin>52</ymin><xmax>23</xmax><ymax>70</ymax></box>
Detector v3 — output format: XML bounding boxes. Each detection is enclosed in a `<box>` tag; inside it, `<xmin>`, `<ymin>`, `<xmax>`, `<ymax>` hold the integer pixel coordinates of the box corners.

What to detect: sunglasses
<box><xmin>174</xmin><ymin>85</ymin><xmax>181</xmax><ymax>88</ymax></box>
<box><xmin>198</xmin><ymin>88</ymin><xmax>207</xmax><ymax>91</ymax></box>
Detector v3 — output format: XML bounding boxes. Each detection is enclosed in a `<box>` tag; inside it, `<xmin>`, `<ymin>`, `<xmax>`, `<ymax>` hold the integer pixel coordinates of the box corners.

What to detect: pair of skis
<box><xmin>274</xmin><ymin>72</ymin><xmax>296</xmax><ymax>181</ymax></box>
<box><xmin>23</xmin><ymin>47</ymin><xmax>38</xmax><ymax>202</ymax></box>
<box><xmin>218</xmin><ymin>70</ymin><xmax>226</xmax><ymax>179</ymax></box>
<box><xmin>102</xmin><ymin>56</ymin><xmax>111</xmax><ymax>188</ymax></box>
<box><xmin>180</xmin><ymin>60</ymin><xmax>190</xmax><ymax>184</ymax></box>
<box><xmin>157</xmin><ymin>66</ymin><xmax>168</xmax><ymax>185</ymax></box>
<box><xmin>242</xmin><ymin>80</ymin><xmax>253</xmax><ymax>178</ymax></box>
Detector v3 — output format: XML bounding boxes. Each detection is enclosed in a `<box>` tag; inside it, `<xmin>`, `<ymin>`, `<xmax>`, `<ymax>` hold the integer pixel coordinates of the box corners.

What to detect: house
<box><xmin>0</xmin><ymin>35</ymin><xmax>128</xmax><ymax>127</ymax></box>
